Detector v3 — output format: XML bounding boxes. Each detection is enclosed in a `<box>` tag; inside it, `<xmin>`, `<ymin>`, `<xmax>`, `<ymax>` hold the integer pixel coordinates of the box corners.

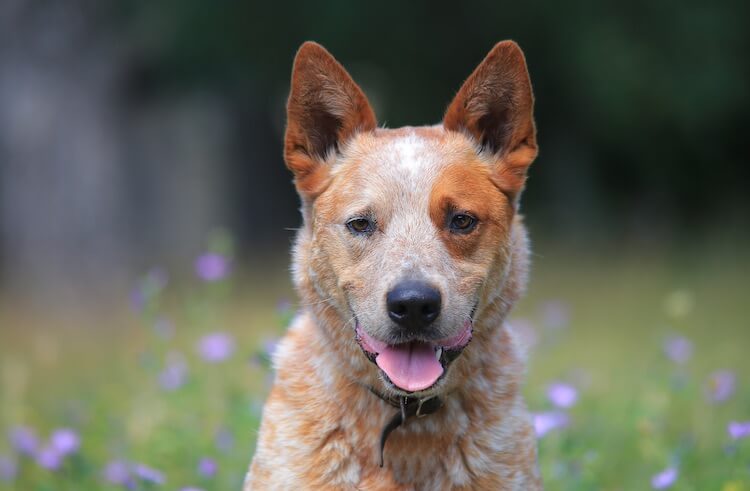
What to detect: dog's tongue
<box><xmin>375</xmin><ymin>342</ymin><xmax>443</xmax><ymax>392</ymax></box>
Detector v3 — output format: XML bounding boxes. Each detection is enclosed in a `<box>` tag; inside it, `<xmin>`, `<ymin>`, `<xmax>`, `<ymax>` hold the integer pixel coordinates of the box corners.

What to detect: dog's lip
<box><xmin>356</xmin><ymin>321</ymin><xmax>473</xmax><ymax>355</ymax></box>
<box><xmin>355</xmin><ymin>320</ymin><xmax>473</xmax><ymax>393</ymax></box>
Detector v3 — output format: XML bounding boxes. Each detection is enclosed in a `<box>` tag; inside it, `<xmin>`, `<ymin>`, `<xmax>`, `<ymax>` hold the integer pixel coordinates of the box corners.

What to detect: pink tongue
<box><xmin>375</xmin><ymin>342</ymin><xmax>444</xmax><ymax>392</ymax></box>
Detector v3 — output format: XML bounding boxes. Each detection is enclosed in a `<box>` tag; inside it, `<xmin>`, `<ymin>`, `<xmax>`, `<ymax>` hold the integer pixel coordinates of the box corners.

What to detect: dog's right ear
<box><xmin>444</xmin><ymin>41</ymin><xmax>537</xmax><ymax>206</ymax></box>
<box><xmin>285</xmin><ymin>42</ymin><xmax>377</xmax><ymax>199</ymax></box>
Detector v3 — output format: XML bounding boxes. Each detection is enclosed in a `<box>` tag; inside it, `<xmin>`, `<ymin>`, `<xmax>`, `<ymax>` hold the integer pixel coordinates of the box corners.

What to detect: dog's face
<box><xmin>285</xmin><ymin>42</ymin><xmax>537</xmax><ymax>396</ymax></box>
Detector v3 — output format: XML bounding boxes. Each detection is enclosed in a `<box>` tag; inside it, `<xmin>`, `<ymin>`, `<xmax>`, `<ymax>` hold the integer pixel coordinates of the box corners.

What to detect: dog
<box><xmin>245</xmin><ymin>40</ymin><xmax>542</xmax><ymax>490</ymax></box>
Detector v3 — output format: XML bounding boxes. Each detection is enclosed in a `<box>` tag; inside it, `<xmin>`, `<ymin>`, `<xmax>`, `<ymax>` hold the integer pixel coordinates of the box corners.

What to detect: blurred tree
<box><xmin>121</xmin><ymin>0</ymin><xmax>749</xmax><ymax>239</ymax></box>
<box><xmin>0</xmin><ymin>0</ymin><xmax>748</xmax><ymax>303</ymax></box>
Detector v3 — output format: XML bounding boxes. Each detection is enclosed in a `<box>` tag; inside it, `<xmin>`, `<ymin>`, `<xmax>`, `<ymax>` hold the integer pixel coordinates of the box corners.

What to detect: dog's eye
<box><xmin>449</xmin><ymin>213</ymin><xmax>477</xmax><ymax>233</ymax></box>
<box><xmin>346</xmin><ymin>217</ymin><xmax>374</xmax><ymax>235</ymax></box>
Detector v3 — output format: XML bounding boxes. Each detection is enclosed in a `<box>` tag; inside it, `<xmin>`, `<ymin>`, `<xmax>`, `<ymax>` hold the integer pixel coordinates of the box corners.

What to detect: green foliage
<box><xmin>0</xmin><ymin>246</ymin><xmax>749</xmax><ymax>490</ymax></box>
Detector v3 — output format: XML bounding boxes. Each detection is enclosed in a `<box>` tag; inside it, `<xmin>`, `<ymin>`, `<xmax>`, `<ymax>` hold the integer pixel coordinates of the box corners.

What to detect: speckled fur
<box><xmin>245</xmin><ymin>41</ymin><xmax>542</xmax><ymax>491</ymax></box>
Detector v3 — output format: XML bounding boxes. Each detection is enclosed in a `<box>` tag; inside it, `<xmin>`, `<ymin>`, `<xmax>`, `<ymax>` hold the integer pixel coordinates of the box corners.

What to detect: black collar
<box><xmin>366</xmin><ymin>387</ymin><xmax>444</xmax><ymax>467</ymax></box>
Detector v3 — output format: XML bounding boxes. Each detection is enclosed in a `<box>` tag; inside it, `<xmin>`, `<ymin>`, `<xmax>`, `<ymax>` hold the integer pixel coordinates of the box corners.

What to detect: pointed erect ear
<box><xmin>444</xmin><ymin>41</ymin><xmax>537</xmax><ymax>202</ymax></box>
<box><xmin>285</xmin><ymin>42</ymin><xmax>377</xmax><ymax>198</ymax></box>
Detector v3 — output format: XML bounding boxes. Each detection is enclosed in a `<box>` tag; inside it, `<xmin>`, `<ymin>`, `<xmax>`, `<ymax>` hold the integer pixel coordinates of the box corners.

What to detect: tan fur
<box><xmin>245</xmin><ymin>41</ymin><xmax>542</xmax><ymax>490</ymax></box>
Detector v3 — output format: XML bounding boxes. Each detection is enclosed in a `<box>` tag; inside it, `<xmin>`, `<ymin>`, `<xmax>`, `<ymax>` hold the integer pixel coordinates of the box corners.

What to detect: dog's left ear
<box><xmin>444</xmin><ymin>41</ymin><xmax>537</xmax><ymax>204</ymax></box>
<box><xmin>285</xmin><ymin>42</ymin><xmax>377</xmax><ymax>200</ymax></box>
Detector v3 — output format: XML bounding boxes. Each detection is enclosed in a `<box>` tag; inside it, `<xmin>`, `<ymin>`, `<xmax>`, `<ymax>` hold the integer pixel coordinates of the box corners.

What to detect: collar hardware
<box><xmin>367</xmin><ymin>387</ymin><xmax>444</xmax><ymax>467</ymax></box>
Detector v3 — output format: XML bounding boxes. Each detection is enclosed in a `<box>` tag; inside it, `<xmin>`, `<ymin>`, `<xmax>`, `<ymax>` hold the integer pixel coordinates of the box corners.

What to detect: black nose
<box><xmin>386</xmin><ymin>280</ymin><xmax>441</xmax><ymax>330</ymax></box>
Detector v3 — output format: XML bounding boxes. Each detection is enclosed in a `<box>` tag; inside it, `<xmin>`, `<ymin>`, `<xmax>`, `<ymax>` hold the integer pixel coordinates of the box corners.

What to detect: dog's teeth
<box><xmin>435</xmin><ymin>348</ymin><xmax>443</xmax><ymax>361</ymax></box>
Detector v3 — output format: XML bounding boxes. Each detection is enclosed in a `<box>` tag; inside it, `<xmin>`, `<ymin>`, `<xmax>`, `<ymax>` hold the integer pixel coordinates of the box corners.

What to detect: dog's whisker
<box><xmin>298</xmin><ymin>296</ymin><xmax>336</xmax><ymax>308</ymax></box>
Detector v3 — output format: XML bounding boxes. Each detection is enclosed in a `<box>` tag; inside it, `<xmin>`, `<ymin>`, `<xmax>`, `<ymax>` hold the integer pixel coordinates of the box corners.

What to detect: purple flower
<box><xmin>130</xmin><ymin>287</ymin><xmax>146</xmax><ymax>313</ymax></box>
<box><xmin>0</xmin><ymin>455</ymin><xmax>17</xmax><ymax>482</ymax></box>
<box><xmin>158</xmin><ymin>352</ymin><xmax>188</xmax><ymax>391</ymax></box>
<box><xmin>36</xmin><ymin>446</ymin><xmax>62</xmax><ymax>471</ymax></box>
<box><xmin>276</xmin><ymin>298</ymin><xmax>292</xmax><ymax>314</ymax></box>
<box><xmin>263</xmin><ymin>338</ymin><xmax>279</xmax><ymax>360</ymax></box>
<box><xmin>197</xmin><ymin>332</ymin><xmax>235</xmax><ymax>363</ymax></box>
<box><xmin>9</xmin><ymin>425</ymin><xmax>38</xmax><ymax>456</ymax></box>
<box><xmin>103</xmin><ymin>459</ymin><xmax>134</xmax><ymax>487</ymax></box>
<box><xmin>533</xmin><ymin>411</ymin><xmax>569</xmax><ymax>438</ymax></box>
<box><xmin>706</xmin><ymin>370</ymin><xmax>736</xmax><ymax>403</ymax></box>
<box><xmin>541</xmin><ymin>300</ymin><xmax>570</xmax><ymax>329</ymax></box>
<box><xmin>50</xmin><ymin>428</ymin><xmax>80</xmax><ymax>456</ymax></box>
<box><xmin>663</xmin><ymin>335</ymin><xmax>693</xmax><ymax>364</ymax></box>
<box><xmin>728</xmin><ymin>421</ymin><xmax>750</xmax><ymax>440</ymax></box>
<box><xmin>197</xmin><ymin>457</ymin><xmax>217</xmax><ymax>478</ymax></box>
<box><xmin>547</xmin><ymin>383</ymin><xmax>578</xmax><ymax>409</ymax></box>
<box><xmin>130</xmin><ymin>268</ymin><xmax>168</xmax><ymax>312</ymax></box>
<box><xmin>215</xmin><ymin>428</ymin><xmax>234</xmax><ymax>453</ymax></box>
<box><xmin>195</xmin><ymin>253</ymin><xmax>231</xmax><ymax>282</ymax></box>
<box><xmin>134</xmin><ymin>463</ymin><xmax>165</xmax><ymax>484</ymax></box>
<box><xmin>651</xmin><ymin>467</ymin><xmax>678</xmax><ymax>489</ymax></box>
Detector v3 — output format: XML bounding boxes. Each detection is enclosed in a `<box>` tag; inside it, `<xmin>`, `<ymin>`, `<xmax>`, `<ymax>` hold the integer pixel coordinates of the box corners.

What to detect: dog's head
<box><xmin>285</xmin><ymin>41</ymin><xmax>537</xmax><ymax>396</ymax></box>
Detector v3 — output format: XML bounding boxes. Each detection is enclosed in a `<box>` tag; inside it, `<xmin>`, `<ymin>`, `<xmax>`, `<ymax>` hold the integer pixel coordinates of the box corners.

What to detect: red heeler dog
<box><xmin>245</xmin><ymin>40</ymin><xmax>542</xmax><ymax>490</ymax></box>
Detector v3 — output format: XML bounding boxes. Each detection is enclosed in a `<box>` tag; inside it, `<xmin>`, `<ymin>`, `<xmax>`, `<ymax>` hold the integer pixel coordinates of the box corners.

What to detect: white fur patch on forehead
<box><xmin>334</xmin><ymin>129</ymin><xmax>454</xmax><ymax>188</ymax></box>
<box><xmin>391</xmin><ymin>133</ymin><xmax>433</xmax><ymax>174</ymax></box>
<box><xmin>325</xmin><ymin>127</ymin><xmax>490</xmax><ymax>223</ymax></box>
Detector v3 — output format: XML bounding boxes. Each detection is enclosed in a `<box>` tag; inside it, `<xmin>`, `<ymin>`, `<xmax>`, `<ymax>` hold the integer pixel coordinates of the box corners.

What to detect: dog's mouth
<box><xmin>355</xmin><ymin>320</ymin><xmax>473</xmax><ymax>393</ymax></box>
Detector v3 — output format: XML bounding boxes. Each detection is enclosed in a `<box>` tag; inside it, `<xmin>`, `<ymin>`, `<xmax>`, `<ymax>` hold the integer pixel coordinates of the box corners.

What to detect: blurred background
<box><xmin>0</xmin><ymin>1</ymin><xmax>748</xmax><ymax>490</ymax></box>
<box><xmin>2</xmin><ymin>0</ymin><xmax>748</xmax><ymax>308</ymax></box>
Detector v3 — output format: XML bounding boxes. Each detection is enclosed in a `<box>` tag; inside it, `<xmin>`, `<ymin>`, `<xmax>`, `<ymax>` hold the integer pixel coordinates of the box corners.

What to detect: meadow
<box><xmin>0</xmin><ymin>239</ymin><xmax>748</xmax><ymax>490</ymax></box>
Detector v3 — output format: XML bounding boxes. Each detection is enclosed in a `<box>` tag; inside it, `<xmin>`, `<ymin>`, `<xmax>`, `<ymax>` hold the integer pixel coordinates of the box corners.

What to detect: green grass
<box><xmin>0</xmin><ymin>244</ymin><xmax>748</xmax><ymax>490</ymax></box>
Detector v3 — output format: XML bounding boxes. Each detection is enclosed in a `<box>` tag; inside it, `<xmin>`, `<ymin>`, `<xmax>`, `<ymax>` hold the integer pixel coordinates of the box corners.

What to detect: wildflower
<box><xmin>49</xmin><ymin>428</ymin><xmax>80</xmax><ymax>456</ymax></box>
<box><xmin>651</xmin><ymin>467</ymin><xmax>678</xmax><ymax>489</ymax></box>
<box><xmin>130</xmin><ymin>267</ymin><xmax>168</xmax><ymax>312</ymax></box>
<box><xmin>276</xmin><ymin>298</ymin><xmax>292</xmax><ymax>314</ymax></box>
<box><xmin>36</xmin><ymin>446</ymin><xmax>62</xmax><ymax>471</ymax></box>
<box><xmin>215</xmin><ymin>428</ymin><xmax>234</xmax><ymax>453</ymax></box>
<box><xmin>130</xmin><ymin>287</ymin><xmax>146</xmax><ymax>313</ymax></box>
<box><xmin>263</xmin><ymin>338</ymin><xmax>279</xmax><ymax>359</ymax></box>
<box><xmin>194</xmin><ymin>253</ymin><xmax>231</xmax><ymax>282</ymax></box>
<box><xmin>158</xmin><ymin>352</ymin><xmax>188</xmax><ymax>391</ymax></box>
<box><xmin>547</xmin><ymin>383</ymin><xmax>578</xmax><ymax>409</ymax></box>
<box><xmin>728</xmin><ymin>421</ymin><xmax>750</xmax><ymax>440</ymax></box>
<box><xmin>197</xmin><ymin>332</ymin><xmax>235</xmax><ymax>363</ymax></box>
<box><xmin>197</xmin><ymin>457</ymin><xmax>217</xmax><ymax>478</ymax></box>
<box><xmin>706</xmin><ymin>370</ymin><xmax>736</xmax><ymax>403</ymax></box>
<box><xmin>663</xmin><ymin>335</ymin><xmax>692</xmax><ymax>364</ymax></box>
<box><xmin>0</xmin><ymin>455</ymin><xmax>17</xmax><ymax>482</ymax></box>
<box><xmin>134</xmin><ymin>463</ymin><xmax>165</xmax><ymax>485</ymax></box>
<box><xmin>533</xmin><ymin>411</ymin><xmax>569</xmax><ymax>438</ymax></box>
<box><xmin>8</xmin><ymin>426</ymin><xmax>38</xmax><ymax>456</ymax></box>
<box><xmin>103</xmin><ymin>460</ymin><xmax>133</xmax><ymax>486</ymax></box>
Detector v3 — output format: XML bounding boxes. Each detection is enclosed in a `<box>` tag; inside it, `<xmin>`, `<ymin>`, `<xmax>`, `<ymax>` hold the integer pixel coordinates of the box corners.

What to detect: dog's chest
<box><xmin>319</xmin><ymin>410</ymin><xmax>491</xmax><ymax>490</ymax></box>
